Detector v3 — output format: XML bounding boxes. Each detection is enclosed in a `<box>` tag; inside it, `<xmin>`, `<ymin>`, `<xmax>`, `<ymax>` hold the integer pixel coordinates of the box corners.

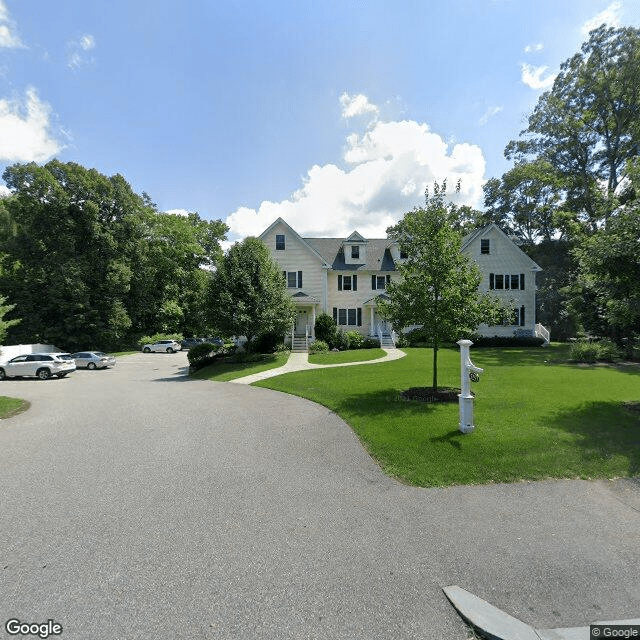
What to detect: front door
<box><xmin>296</xmin><ymin>309</ymin><xmax>308</xmax><ymax>335</ymax></box>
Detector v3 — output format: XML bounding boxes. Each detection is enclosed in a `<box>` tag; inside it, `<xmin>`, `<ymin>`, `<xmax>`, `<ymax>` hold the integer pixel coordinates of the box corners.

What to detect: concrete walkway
<box><xmin>230</xmin><ymin>347</ymin><xmax>407</xmax><ymax>384</ymax></box>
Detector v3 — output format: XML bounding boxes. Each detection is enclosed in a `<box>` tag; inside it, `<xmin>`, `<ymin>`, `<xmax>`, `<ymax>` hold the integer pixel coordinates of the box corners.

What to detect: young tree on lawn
<box><xmin>207</xmin><ymin>237</ymin><xmax>296</xmax><ymax>350</ymax></box>
<box><xmin>378</xmin><ymin>181</ymin><xmax>507</xmax><ymax>389</ymax></box>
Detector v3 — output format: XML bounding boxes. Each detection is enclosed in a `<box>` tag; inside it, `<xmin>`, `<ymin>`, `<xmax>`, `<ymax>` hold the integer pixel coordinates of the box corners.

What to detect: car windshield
<box><xmin>56</xmin><ymin>354</ymin><xmax>74</xmax><ymax>360</ymax></box>
<box><xmin>93</xmin><ymin>352</ymin><xmax>107</xmax><ymax>356</ymax></box>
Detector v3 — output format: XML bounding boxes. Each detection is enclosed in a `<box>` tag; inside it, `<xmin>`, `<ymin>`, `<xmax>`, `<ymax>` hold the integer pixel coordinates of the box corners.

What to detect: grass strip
<box><xmin>308</xmin><ymin>348</ymin><xmax>386</xmax><ymax>365</ymax></box>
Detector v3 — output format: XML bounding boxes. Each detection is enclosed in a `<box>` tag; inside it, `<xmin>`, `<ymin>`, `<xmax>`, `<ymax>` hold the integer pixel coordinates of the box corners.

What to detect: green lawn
<box><xmin>308</xmin><ymin>348</ymin><xmax>386</xmax><ymax>365</ymax></box>
<box><xmin>254</xmin><ymin>344</ymin><xmax>640</xmax><ymax>487</ymax></box>
<box><xmin>0</xmin><ymin>396</ymin><xmax>29</xmax><ymax>419</ymax></box>
<box><xmin>191</xmin><ymin>351</ymin><xmax>290</xmax><ymax>382</ymax></box>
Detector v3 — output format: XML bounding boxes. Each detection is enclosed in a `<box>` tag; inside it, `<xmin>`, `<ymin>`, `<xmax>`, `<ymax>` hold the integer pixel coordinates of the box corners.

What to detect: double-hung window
<box><xmin>275</xmin><ymin>234</ymin><xmax>285</xmax><ymax>250</ymax></box>
<box><xmin>283</xmin><ymin>270</ymin><xmax>303</xmax><ymax>288</ymax></box>
<box><xmin>351</xmin><ymin>245</ymin><xmax>360</xmax><ymax>259</ymax></box>
<box><xmin>333</xmin><ymin>307</ymin><xmax>362</xmax><ymax>326</ymax></box>
<box><xmin>337</xmin><ymin>274</ymin><xmax>357</xmax><ymax>291</ymax></box>
<box><xmin>372</xmin><ymin>275</ymin><xmax>391</xmax><ymax>290</ymax></box>
<box><xmin>490</xmin><ymin>273</ymin><xmax>525</xmax><ymax>290</ymax></box>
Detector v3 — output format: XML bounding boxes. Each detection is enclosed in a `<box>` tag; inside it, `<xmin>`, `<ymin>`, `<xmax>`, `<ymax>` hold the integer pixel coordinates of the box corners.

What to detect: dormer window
<box><xmin>351</xmin><ymin>245</ymin><xmax>359</xmax><ymax>259</ymax></box>
<box><xmin>480</xmin><ymin>239</ymin><xmax>490</xmax><ymax>254</ymax></box>
<box><xmin>276</xmin><ymin>234</ymin><xmax>285</xmax><ymax>250</ymax></box>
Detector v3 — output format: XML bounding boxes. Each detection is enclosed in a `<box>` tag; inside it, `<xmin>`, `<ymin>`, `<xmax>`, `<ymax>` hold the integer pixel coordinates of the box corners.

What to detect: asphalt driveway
<box><xmin>0</xmin><ymin>351</ymin><xmax>638</xmax><ymax>639</ymax></box>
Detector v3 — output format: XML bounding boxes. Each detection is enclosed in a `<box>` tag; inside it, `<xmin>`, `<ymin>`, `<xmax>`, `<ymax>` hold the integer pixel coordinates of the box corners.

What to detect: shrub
<box><xmin>362</xmin><ymin>337</ymin><xmax>380</xmax><ymax>349</ymax></box>
<box><xmin>253</xmin><ymin>331</ymin><xmax>285</xmax><ymax>354</ymax></box>
<box><xmin>187</xmin><ymin>342</ymin><xmax>220</xmax><ymax>369</ymax></box>
<box><xmin>315</xmin><ymin>313</ymin><xmax>337</xmax><ymax>345</ymax></box>
<box><xmin>309</xmin><ymin>339</ymin><xmax>329</xmax><ymax>353</ymax></box>
<box><xmin>333</xmin><ymin>329</ymin><xmax>350</xmax><ymax>350</ymax></box>
<box><xmin>569</xmin><ymin>339</ymin><xmax>621</xmax><ymax>363</ymax></box>
<box><xmin>345</xmin><ymin>330</ymin><xmax>365</xmax><ymax>349</ymax></box>
<box><xmin>138</xmin><ymin>332</ymin><xmax>183</xmax><ymax>347</ymax></box>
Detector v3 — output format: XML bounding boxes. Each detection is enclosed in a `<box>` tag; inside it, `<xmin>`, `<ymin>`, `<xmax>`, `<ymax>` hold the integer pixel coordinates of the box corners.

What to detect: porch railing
<box><xmin>535</xmin><ymin>323</ymin><xmax>550</xmax><ymax>345</ymax></box>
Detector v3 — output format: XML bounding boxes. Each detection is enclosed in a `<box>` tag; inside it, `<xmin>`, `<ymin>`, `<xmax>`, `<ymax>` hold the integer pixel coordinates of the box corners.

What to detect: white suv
<box><xmin>142</xmin><ymin>340</ymin><xmax>182</xmax><ymax>353</ymax></box>
<box><xmin>0</xmin><ymin>353</ymin><xmax>76</xmax><ymax>380</ymax></box>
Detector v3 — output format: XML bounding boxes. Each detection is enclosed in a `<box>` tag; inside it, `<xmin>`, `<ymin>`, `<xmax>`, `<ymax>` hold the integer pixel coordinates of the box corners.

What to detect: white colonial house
<box><xmin>258</xmin><ymin>218</ymin><xmax>549</xmax><ymax>350</ymax></box>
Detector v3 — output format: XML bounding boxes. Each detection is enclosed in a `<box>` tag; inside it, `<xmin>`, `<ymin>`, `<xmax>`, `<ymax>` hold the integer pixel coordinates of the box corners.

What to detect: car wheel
<box><xmin>37</xmin><ymin>368</ymin><xmax>52</xmax><ymax>380</ymax></box>
<box><xmin>143</xmin><ymin>347</ymin><xmax>151</xmax><ymax>353</ymax></box>
<box><xmin>87</xmin><ymin>362</ymin><xmax>96</xmax><ymax>370</ymax></box>
<box><xmin>0</xmin><ymin>368</ymin><xmax>5</xmax><ymax>380</ymax></box>
<box><xmin>167</xmin><ymin>347</ymin><xmax>174</xmax><ymax>353</ymax></box>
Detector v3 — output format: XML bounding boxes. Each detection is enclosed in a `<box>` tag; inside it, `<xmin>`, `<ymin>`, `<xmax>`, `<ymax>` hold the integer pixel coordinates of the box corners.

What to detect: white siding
<box><xmin>262</xmin><ymin>221</ymin><xmax>326</xmax><ymax>309</ymax></box>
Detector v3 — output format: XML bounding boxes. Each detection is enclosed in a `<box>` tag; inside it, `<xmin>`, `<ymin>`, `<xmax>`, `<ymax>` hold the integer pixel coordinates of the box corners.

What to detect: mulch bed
<box><xmin>400</xmin><ymin>387</ymin><xmax>462</xmax><ymax>403</ymax></box>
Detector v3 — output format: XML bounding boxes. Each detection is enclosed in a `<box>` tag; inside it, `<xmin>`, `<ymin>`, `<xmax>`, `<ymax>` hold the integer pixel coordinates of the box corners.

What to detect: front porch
<box><xmin>363</xmin><ymin>294</ymin><xmax>396</xmax><ymax>347</ymax></box>
<box><xmin>287</xmin><ymin>292</ymin><xmax>320</xmax><ymax>352</ymax></box>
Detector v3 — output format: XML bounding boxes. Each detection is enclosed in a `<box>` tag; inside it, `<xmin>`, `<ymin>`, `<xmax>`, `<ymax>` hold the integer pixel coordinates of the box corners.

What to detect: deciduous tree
<box><xmin>378</xmin><ymin>182</ymin><xmax>506</xmax><ymax>389</ymax></box>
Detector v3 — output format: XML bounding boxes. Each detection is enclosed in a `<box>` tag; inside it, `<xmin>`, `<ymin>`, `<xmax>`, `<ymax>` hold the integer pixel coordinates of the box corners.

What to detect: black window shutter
<box><xmin>298</xmin><ymin>271</ymin><xmax>302</xmax><ymax>288</ymax></box>
<box><xmin>490</xmin><ymin>273</ymin><xmax>494</xmax><ymax>289</ymax></box>
<box><xmin>282</xmin><ymin>270</ymin><xmax>286</xmax><ymax>281</ymax></box>
<box><xmin>520</xmin><ymin>274</ymin><xmax>525</xmax><ymax>290</ymax></box>
<box><xmin>386</xmin><ymin>275</ymin><xmax>391</xmax><ymax>284</ymax></box>
<box><xmin>353</xmin><ymin>275</ymin><xmax>357</xmax><ymax>291</ymax></box>
<box><xmin>357</xmin><ymin>308</ymin><xmax>362</xmax><ymax>326</ymax></box>
<box><xmin>372</xmin><ymin>275</ymin><xmax>376</xmax><ymax>290</ymax></box>
<box><xmin>338</xmin><ymin>275</ymin><xmax>342</xmax><ymax>291</ymax></box>
<box><xmin>333</xmin><ymin>307</ymin><xmax>337</xmax><ymax>322</ymax></box>
<box><xmin>520</xmin><ymin>306</ymin><xmax>525</xmax><ymax>326</ymax></box>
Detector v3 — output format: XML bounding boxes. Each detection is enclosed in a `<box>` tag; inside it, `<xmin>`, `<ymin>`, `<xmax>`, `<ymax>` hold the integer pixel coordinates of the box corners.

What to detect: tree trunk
<box><xmin>432</xmin><ymin>342</ymin><xmax>438</xmax><ymax>389</ymax></box>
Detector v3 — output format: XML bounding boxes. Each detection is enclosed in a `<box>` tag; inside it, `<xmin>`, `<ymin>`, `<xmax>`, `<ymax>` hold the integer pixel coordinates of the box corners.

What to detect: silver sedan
<box><xmin>70</xmin><ymin>351</ymin><xmax>116</xmax><ymax>370</ymax></box>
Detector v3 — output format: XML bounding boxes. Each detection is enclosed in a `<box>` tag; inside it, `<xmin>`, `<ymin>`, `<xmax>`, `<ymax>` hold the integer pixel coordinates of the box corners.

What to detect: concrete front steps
<box><xmin>291</xmin><ymin>335</ymin><xmax>308</xmax><ymax>352</ymax></box>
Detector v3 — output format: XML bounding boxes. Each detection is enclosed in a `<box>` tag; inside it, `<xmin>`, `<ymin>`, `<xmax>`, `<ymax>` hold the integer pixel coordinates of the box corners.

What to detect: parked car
<box><xmin>70</xmin><ymin>351</ymin><xmax>116</xmax><ymax>370</ymax></box>
<box><xmin>203</xmin><ymin>337</ymin><xmax>224</xmax><ymax>347</ymax></box>
<box><xmin>0</xmin><ymin>353</ymin><xmax>76</xmax><ymax>380</ymax></box>
<box><xmin>180</xmin><ymin>337</ymin><xmax>205</xmax><ymax>350</ymax></box>
<box><xmin>142</xmin><ymin>340</ymin><xmax>182</xmax><ymax>353</ymax></box>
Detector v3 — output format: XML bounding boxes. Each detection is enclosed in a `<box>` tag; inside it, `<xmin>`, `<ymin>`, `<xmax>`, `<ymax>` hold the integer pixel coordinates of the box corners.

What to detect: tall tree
<box><xmin>207</xmin><ymin>237</ymin><xmax>296</xmax><ymax>349</ymax></box>
<box><xmin>505</xmin><ymin>25</ymin><xmax>640</xmax><ymax>230</ymax></box>
<box><xmin>483</xmin><ymin>160</ymin><xmax>564</xmax><ymax>244</ymax></box>
<box><xmin>378</xmin><ymin>182</ymin><xmax>506</xmax><ymax>389</ymax></box>
<box><xmin>568</xmin><ymin>158</ymin><xmax>640</xmax><ymax>341</ymax></box>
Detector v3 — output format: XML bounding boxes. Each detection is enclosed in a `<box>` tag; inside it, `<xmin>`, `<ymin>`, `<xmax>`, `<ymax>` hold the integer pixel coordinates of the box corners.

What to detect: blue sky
<box><xmin>0</xmin><ymin>1</ymin><xmax>638</xmax><ymax>244</ymax></box>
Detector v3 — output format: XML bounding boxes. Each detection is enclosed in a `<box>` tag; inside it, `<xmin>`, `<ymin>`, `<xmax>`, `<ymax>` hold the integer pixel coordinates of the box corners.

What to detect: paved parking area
<box><xmin>0</xmin><ymin>351</ymin><xmax>638</xmax><ymax>639</ymax></box>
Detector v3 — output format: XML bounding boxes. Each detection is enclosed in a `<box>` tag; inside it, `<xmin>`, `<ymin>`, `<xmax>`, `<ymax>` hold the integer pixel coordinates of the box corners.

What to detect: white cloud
<box><xmin>340</xmin><ymin>92</ymin><xmax>379</xmax><ymax>120</ymax></box>
<box><xmin>164</xmin><ymin>208</ymin><xmax>191</xmax><ymax>217</ymax></box>
<box><xmin>225</xmin><ymin>96</ymin><xmax>486</xmax><ymax>241</ymax></box>
<box><xmin>67</xmin><ymin>34</ymin><xmax>96</xmax><ymax>69</ymax></box>
<box><xmin>0</xmin><ymin>88</ymin><xmax>64</xmax><ymax>162</ymax></box>
<box><xmin>524</xmin><ymin>42</ymin><xmax>544</xmax><ymax>54</ymax></box>
<box><xmin>0</xmin><ymin>0</ymin><xmax>22</xmax><ymax>48</ymax></box>
<box><xmin>520</xmin><ymin>63</ymin><xmax>557</xmax><ymax>90</ymax></box>
<box><xmin>479</xmin><ymin>105</ymin><xmax>502</xmax><ymax>125</ymax></box>
<box><xmin>582</xmin><ymin>1</ymin><xmax>622</xmax><ymax>35</ymax></box>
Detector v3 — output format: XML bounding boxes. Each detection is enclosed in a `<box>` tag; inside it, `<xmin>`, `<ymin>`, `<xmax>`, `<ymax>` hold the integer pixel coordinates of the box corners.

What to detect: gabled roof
<box><xmin>461</xmin><ymin>224</ymin><xmax>542</xmax><ymax>271</ymax></box>
<box><xmin>345</xmin><ymin>230</ymin><xmax>369</xmax><ymax>243</ymax></box>
<box><xmin>291</xmin><ymin>291</ymin><xmax>320</xmax><ymax>304</ymax></box>
<box><xmin>258</xmin><ymin>217</ymin><xmax>330</xmax><ymax>266</ymax></box>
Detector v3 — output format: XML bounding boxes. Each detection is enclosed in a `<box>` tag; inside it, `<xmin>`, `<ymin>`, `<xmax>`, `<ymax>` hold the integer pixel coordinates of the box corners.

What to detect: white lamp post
<box><xmin>457</xmin><ymin>339</ymin><xmax>484</xmax><ymax>434</ymax></box>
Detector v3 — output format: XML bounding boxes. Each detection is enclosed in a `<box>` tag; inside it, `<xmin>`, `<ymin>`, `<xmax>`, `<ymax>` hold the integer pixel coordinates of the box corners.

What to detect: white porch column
<box><xmin>311</xmin><ymin>306</ymin><xmax>316</xmax><ymax>337</ymax></box>
<box><xmin>370</xmin><ymin>307</ymin><xmax>374</xmax><ymax>336</ymax></box>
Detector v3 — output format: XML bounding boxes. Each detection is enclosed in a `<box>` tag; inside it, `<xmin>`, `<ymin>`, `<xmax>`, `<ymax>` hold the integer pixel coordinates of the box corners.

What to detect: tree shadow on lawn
<box><xmin>541</xmin><ymin>400</ymin><xmax>640</xmax><ymax>477</ymax></box>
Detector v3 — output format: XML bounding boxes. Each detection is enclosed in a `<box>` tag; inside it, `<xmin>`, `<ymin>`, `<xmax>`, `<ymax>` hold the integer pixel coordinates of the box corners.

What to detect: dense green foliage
<box><xmin>308</xmin><ymin>339</ymin><xmax>329</xmax><ymax>353</ymax></box>
<box><xmin>569</xmin><ymin>339</ymin><xmax>621</xmax><ymax>363</ymax></box>
<box><xmin>0</xmin><ymin>160</ymin><xmax>227</xmax><ymax>350</ymax></box>
<box><xmin>207</xmin><ymin>237</ymin><xmax>296</xmax><ymax>350</ymax></box>
<box><xmin>379</xmin><ymin>182</ymin><xmax>507</xmax><ymax>388</ymax></box>
<box><xmin>314</xmin><ymin>312</ymin><xmax>338</xmax><ymax>345</ymax></box>
<box><xmin>187</xmin><ymin>342</ymin><xmax>222</xmax><ymax>369</ymax></box>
